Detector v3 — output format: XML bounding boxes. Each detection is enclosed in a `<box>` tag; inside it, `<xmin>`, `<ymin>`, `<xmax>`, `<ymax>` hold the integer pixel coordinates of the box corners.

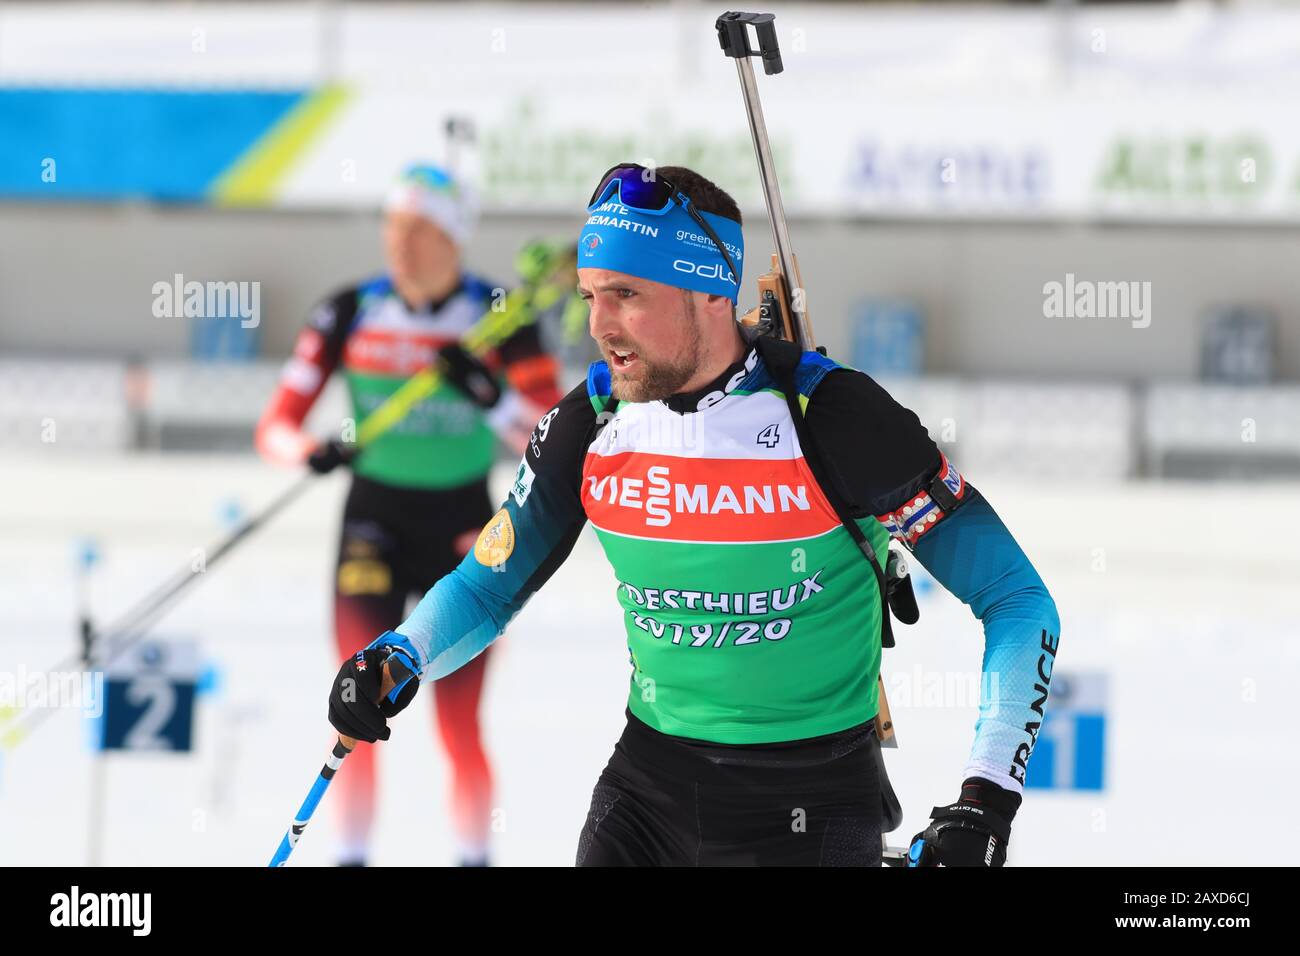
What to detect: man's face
<box><xmin>383</xmin><ymin>210</ymin><xmax>456</xmax><ymax>286</ymax></box>
<box><xmin>578</xmin><ymin>267</ymin><xmax>702</xmax><ymax>402</ymax></box>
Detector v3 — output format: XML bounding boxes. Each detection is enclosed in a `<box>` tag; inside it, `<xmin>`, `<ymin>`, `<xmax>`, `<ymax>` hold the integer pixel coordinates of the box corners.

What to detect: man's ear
<box><xmin>706</xmin><ymin>293</ymin><xmax>733</xmax><ymax>314</ymax></box>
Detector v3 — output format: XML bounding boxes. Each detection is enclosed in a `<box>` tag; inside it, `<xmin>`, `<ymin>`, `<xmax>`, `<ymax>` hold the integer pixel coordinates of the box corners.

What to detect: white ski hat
<box><xmin>383</xmin><ymin>163</ymin><xmax>480</xmax><ymax>247</ymax></box>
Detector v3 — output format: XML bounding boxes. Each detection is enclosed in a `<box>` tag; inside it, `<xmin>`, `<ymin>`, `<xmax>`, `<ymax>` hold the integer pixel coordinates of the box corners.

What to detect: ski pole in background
<box><xmin>2</xmin><ymin>255</ymin><xmax>573</xmax><ymax>755</ymax></box>
<box><xmin>443</xmin><ymin>115</ymin><xmax>476</xmax><ymax>177</ymax></box>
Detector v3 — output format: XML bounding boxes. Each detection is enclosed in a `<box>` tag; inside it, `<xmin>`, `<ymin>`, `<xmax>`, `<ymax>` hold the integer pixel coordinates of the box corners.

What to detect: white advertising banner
<box><xmin>6</xmin><ymin>2</ymin><xmax>1300</xmax><ymax>220</ymax></box>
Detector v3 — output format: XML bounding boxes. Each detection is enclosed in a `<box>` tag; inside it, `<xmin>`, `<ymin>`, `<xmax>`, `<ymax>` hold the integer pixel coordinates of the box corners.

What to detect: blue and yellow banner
<box><xmin>0</xmin><ymin>87</ymin><xmax>347</xmax><ymax>203</ymax></box>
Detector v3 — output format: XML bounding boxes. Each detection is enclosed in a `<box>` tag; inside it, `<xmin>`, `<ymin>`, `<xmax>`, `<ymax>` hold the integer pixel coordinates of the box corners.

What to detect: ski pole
<box><xmin>3</xmin><ymin>260</ymin><xmax>568</xmax><ymax>753</ymax></box>
<box><xmin>2</xmin><ymin>472</ymin><xmax>318</xmax><ymax>752</ymax></box>
<box><xmin>267</xmin><ymin>738</ymin><xmax>353</xmax><ymax>867</ymax></box>
<box><xmin>883</xmin><ymin>844</ymin><xmax>910</xmax><ymax>867</ymax></box>
<box><xmin>268</xmin><ymin>657</ymin><xmax>407</xmax><ymax>866</ymax></box>
<box><xmin>443</xmin><ymin>115</ymin><xmax>476</xmax><ymax>178</ymax></box>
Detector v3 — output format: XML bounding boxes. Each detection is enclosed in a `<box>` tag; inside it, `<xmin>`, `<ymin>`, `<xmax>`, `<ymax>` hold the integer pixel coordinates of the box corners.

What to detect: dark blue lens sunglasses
<box><xmin>587</xmin><ymin>163</ymin><xmax>741</xmax><ymax>292</ymax></box>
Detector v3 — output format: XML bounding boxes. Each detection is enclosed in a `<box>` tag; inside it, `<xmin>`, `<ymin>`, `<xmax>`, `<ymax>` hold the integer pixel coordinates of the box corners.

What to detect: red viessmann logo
<box><xmin>343</xmin><ymin>328</ymin><xmax>458</xmax><ymax>376</ymax></box>
<box><xmin>581</xmin><ymin>451</ymin><xmax>839</xmax><ymax>542</ymax></box>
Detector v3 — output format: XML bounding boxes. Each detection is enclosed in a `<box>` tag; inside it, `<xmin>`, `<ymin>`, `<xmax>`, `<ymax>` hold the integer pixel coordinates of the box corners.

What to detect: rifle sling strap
<box><xmin>753</xmin><ymin>335</ymin><xmax>896</xmax><ymax>649</ymax></box>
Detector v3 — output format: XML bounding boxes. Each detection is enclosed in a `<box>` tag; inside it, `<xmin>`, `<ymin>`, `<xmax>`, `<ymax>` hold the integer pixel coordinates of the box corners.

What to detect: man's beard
<box><xmin>609</xmin><ymin>297</ymin><xmax>702</xmax><ymax>403</ymax></box>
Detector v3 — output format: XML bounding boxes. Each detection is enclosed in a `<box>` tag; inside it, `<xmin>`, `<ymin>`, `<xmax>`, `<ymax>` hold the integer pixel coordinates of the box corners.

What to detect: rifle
<box><xmin>715</xmin><ymin>11</ymin><xmax>912</xmax><ymax>864</ymax></box>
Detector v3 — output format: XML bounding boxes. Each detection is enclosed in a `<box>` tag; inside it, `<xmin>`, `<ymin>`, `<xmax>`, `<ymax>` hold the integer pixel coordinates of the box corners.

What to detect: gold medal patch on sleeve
<box><xmin>473</xmin><ymin>508</ymin><xmax>516</xmax><ymax>567</ymax></box>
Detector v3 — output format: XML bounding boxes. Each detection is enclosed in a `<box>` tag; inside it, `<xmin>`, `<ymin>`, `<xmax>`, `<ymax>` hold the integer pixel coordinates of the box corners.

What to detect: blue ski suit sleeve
<box><xmin>805</xmin><ymin>366</ymin><xmax>1061</xmax><ymax>796</ymax></box>
<box><xmin>911</xmin><ymin>491</ymin><xmax>1061</xmax><ymax>795</ymax></box>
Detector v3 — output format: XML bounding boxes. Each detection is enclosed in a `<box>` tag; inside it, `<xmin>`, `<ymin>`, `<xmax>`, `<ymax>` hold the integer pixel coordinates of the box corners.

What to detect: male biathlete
<box><xmin>258</xmin><ymin>164</ymin><xmax>562</xmax><ymax>866</ymax></box>
<box><xmin>326</xmin><ymin>163</ymin><xmax>1061</xmax><ymax>867</ymax></box>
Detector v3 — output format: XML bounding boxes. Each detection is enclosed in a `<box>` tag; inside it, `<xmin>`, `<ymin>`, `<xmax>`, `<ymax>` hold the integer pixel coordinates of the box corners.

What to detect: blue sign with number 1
<box><xmin>1025</xmin><ymin>671</ymin><xmax>1107</xmax><ymax>791</ymax></box>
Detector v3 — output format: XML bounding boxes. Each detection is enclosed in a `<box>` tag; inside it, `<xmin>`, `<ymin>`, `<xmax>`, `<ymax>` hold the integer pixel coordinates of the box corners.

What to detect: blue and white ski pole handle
<box><xmin>269</xmin><ymin>736</ymin><xmax>355</xmax><ymax>867</ymax></box>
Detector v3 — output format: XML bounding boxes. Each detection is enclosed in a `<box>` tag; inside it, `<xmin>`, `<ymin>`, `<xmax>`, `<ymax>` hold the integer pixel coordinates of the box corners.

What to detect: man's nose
<box><xmin>588</xmin><ymin>299</ymin><xmax>620</xmax><ymax>341</ymax></box>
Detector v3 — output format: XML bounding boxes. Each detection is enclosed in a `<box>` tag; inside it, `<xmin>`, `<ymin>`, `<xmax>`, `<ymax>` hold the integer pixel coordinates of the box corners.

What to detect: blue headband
<box><xmin>578</xmin><ymin>183</ymin><xmax>744</xmax><ymax>302</ymax></box>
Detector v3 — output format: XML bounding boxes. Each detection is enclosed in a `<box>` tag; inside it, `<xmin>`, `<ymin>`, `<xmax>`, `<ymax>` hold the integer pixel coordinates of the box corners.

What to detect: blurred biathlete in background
<box><xmin>256</xmin><ymin>164</ymin><xmax>563</xmax><ymax>865</ymax></box>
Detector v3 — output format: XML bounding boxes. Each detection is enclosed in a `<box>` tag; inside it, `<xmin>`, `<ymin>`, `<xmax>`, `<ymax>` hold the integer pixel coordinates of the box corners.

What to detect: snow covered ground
<box><xmin>2</xmin><ymin>453</ymin><xmax>1297</xmax><ymax>866</ymax></box>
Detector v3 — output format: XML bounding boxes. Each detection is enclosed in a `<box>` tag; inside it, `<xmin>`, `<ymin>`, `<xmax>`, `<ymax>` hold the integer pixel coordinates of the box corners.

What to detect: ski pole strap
<box><xmin>754</xmin><ymin>335</ymin><xmax>896</xmax><ymax>649</ymax></box>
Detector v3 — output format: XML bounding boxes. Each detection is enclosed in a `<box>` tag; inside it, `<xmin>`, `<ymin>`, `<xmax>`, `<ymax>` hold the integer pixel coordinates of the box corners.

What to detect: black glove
<box><xmin>908</xmin><ymin>777</ymin><xmax>1020</xmax><ymax>867</ymax></box>
<box><xmin>327</xmin><ymin>635</ymin><xmax>420</xmax><ymax>743</ymax></box>
<box><xmin>438</xmin><ymin>343</ymin><xmax>502</xmax><ymax>409</ymax></box>
<box><xmin>307</xmin><ymin>438</ymin><xmax>357</xmax><ymax>475</ymax></box>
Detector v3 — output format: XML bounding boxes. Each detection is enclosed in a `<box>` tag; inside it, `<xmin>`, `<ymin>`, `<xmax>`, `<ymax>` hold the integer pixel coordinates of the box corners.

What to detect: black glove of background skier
<box><xmin>438</xmin><ymin>343</ymin><xmax>502</xmax><ymax>409</ymax></box>
<box><xmin>327</xmin><ymin>636</ymin><xmax>419</xmax><ymax>743</ymax></box>
<box><xmin>307</xmin><ymin>438</ymin><xmax>357</xmax><ymax>475</ymax></box>
<box><xmin>908</xmin><ymin>777</ymin><xmax>1020</xmax><ymax>867</ymax></box>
